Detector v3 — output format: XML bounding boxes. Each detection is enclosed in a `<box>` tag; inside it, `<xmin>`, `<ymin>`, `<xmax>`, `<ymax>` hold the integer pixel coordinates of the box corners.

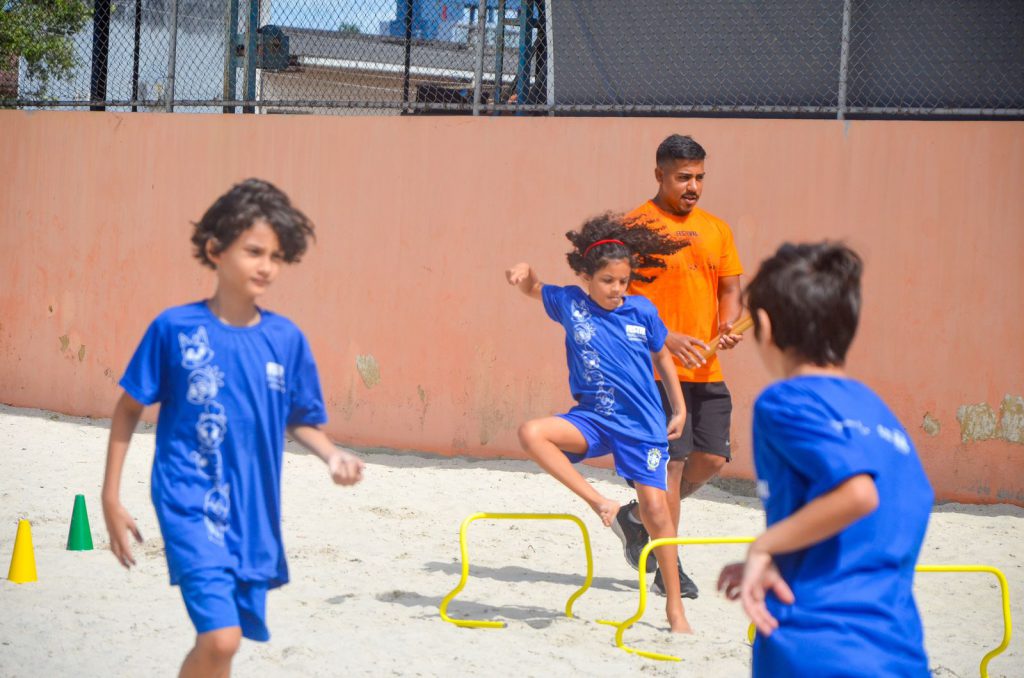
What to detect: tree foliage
<box><xmin>0</xmin><ymin>0</ymin><xmax>92</xmax><ymax>97</ymax></box>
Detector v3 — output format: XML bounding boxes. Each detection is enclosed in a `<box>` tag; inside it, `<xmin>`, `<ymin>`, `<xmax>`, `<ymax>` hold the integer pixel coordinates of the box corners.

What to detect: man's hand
<box><xmin>505</xmin><ymin>263</ymin><xmax>531</xmax><ymax>286</ymax></box>
<box><xmin>665</xmin><ymin>332</ymin><xmax>709</xmax><ymax>368</ymax></box>
<box><xmin>102</xmin><ymin>498</ymin><xmax>143</xmax><ymax>569</ymax></box>
<box><xmin>716</xmin><ymin>320</ymin><xmax>744</xmax><ymax>351</ymax></box>
<box><xmin>328</xmin><ymin>448</ymin><xmax>365</xmax><ymax>486</ymax></box>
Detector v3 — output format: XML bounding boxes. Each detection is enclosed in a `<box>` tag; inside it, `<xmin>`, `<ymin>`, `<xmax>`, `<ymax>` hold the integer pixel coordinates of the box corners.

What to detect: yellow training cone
<box><xmin>7</xmin><ymin>519</ymin><xmax>38</xmax><ymax>583</ymax></box>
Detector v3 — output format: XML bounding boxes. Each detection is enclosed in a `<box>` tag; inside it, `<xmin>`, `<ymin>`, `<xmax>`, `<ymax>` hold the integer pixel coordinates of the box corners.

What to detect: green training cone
<box><xmin>67</xmin><ymin>494</ymin><xmax>94</xmax><ymax>551</ymax></box>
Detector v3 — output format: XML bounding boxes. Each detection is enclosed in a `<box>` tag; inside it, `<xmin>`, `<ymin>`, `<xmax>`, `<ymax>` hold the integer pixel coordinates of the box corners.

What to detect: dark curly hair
<box><xmin>565</xmin><ymin>213</ymin><xmax>689</xmax><ymax>283</ymax></box>
<box><xmin>745</xmin><ymin>241</ymin><xmax>863</xmax><ymax>367</ymax></box>
<box><xmin>191</xmin><ymin>178</ymin><xmax>315</xmax><ymax>269</ymax></box>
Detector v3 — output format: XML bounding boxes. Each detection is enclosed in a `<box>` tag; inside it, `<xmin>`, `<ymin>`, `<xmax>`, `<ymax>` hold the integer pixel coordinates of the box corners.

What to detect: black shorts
<box><xmin>656</xmin><ymin>380</ymin><xmax>733</xmax><ymax>461</ymax></box>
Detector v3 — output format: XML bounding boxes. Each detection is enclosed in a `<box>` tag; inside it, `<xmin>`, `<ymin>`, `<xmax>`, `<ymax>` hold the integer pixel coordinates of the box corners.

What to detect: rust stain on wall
<box><xmin>355</xmin><ymin>354</ymin><xmax>380</xmax><ymax>388</ymax></box>
<box><xmin>58</xmin><ymin>334</ymin><xmax>70</xmax><ymax>352</ymax></box>
<box><xmin>921</xmin><ymin>412</ymin><xmax>940</xmax><ymax>437</ymax></box>
<box><xmin>77</xmin><ymin>345</ymin><xmax>86</xmax><ymax>362</ymax></box>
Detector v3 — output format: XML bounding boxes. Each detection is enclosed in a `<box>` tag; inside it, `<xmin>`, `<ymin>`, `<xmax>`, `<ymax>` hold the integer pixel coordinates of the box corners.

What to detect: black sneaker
<box><xmin>610</xmin><ymin>500</ymin><xmax>657</xmax><ymax>572</ymax></box>
<box><xmin>651</xmin><ymin>562</ymin><xmax>700</xmax><ymax>600</ymax></box>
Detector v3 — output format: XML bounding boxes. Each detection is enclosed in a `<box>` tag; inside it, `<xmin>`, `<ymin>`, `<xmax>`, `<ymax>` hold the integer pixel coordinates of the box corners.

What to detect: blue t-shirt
<box><xmin>542</xmin><ymin>285</ymin><xmax>668</xmax><ymax>442</ymax></box>
<box><xmin>120</xmin><ymin>301</ymin><xmax>327</xmax><ymax>588</ymax></box>
<box><xmin>752</xmin><ymin>376</ymin><xmax>933</xmax><ymax>677</ymax></box>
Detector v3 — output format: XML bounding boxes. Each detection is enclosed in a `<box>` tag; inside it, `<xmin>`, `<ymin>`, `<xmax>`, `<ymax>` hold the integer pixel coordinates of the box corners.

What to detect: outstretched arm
<box><xmin>505</xmin><ymin>262</ymin><xmax>543</xmax><ymax>300</ymax></box>
<box><xmin>718</xmin><ymin>473</ymin><xmax>879</xmax><ymax>635</ymax></box>
<box><xmin>101</xmin><ymin>391</ymin><xmax>146</xmax><ymax>569</ymax></box>
<box><xmin>652</xmin><ymin>345</ymin><xmax>686</xmax><ymax>440</ymax></box>
<box><xmin>288</xmin><ymin>425</ymin><xmax>365</xmax><ymax>486</ymax></box>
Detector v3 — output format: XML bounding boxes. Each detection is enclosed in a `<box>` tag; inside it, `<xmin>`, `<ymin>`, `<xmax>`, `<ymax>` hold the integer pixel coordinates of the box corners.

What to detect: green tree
<box><xmin>0</xmin><ymin>0</ymin><xmax>91</xmax><ymax>98</ymax></box>
<box><xmin>339</xmin><ymin>21</ymin><xmax>361</xmax><ymax>36</ymax></box>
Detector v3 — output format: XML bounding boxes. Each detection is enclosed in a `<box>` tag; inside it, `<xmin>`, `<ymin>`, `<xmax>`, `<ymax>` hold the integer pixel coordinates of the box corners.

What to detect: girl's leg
<box><xmin>635</xmin><ymin>482</ymin><xmax>692</xmax><ymax>633</ymax></box>
<box><xmin>179</xmin><ymin>627</ymin><xmax>242</xmax><ymax>678</ymax></box>
<box><xmin>517</xmin><ymin>417</ymin><xmax>619</xmax><ymax>526</ymax></box>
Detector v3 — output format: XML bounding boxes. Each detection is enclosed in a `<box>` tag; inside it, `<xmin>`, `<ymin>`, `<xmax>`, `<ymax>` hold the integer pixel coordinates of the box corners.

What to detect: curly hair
<box><xmin>191</xmin><ymin>178</ymin><xmax>315</xmax><ymax>269</ymax></box>
<box><xmin>565</xmin><ymin>212</ymin><xmax>689</xmax><ymax>283</ymax></box>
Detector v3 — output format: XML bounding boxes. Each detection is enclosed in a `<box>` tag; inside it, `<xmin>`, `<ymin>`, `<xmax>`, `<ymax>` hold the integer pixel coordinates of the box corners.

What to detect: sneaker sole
<box><xmin>610</xmin><ymin>517</ymin><xmax>641</xmax><ymax>572</ymax></box>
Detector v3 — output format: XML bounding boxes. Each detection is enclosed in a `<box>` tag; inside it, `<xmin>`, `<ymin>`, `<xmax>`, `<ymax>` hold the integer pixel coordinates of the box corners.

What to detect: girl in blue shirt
<box><xmin>506</xmin><ymin>213</ymin><xmax>694</xmax><ymax>633</ymax></box>
<box><xmin>101</xmin><ymin>179</ymin><xmax>364</xmax><ymax>677</ymax></box>
<box><xmin>717</xmin><ymin>242</ymin><xmax>932</xmax><ymax>676</ymax></box>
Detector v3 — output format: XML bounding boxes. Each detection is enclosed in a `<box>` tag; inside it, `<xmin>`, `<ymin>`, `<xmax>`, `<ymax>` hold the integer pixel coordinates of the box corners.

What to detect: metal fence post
<box><xmin>243</xmin><ymin>0</ymin><xmax>260</xmax><ymax>114</ymax></box>
<box><xmin>89</xmin><ymin>0</ymin><xmax>111</xmax><ymax>111</ymax></box>
<box><xmin>402</xmin><ymin>0</ymin><xmax>414</xmax><ymax>112</ymax></box>
<box><xmin>837</xmin><ymin>0</ymin><xmax>852</xmax><ymax>121</ymax></box>
<box><xmin>223</xmin><ymin>0</ymin><xmax>240</xmax><ymax>113</ymax></box>
<box><xmin>166</xmin><ymin>0</ymin><xmax>179</xmax><ymax>112</ymax></box>
<box><xmin>471</xmin><ymin>0</ymin><xmax>488</xmax><ymax>116</ymax></box>
<box><xmin>492</xmin><ymin>0</ymin><xmax>507</xmax><ymax>111</ymax></box>
<box><xmin>131</xmin><ymin>0</ymin><xmax>142</xmax><ymax>111</ymax></box>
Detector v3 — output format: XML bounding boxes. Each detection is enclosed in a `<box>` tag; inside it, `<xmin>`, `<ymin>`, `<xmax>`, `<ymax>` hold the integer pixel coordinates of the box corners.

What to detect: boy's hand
<box><xmin>665</xmin><ymin>332</ymin><xmax>709</xmax><ymax>368</ymax></box>
<box><xmin>666</xmin><ymin>412</ymin><xmax>685</xmax><ymax>440</ymax></box>
<box><xmin>716</xmin><ymin>320</ymin><xmax>744</xmax><ymax>351</ymax></box>
<box><xmin>505</xmin><ymin>263</ymin><xmax>531</xmax><ymax>286</ymax></box>
<box><xmin>102</xmin><ymin>498</ymin><xmax>143</xmax><ymax>569</ymax></box>
<box><xmin>718</xmin><ymin>548</ymin><xmax>795</xmax><ymax>637</ymax></box>
<box><xmin>328</xmin><ymin>449</ymin><xmax>365</xmax><ymax>486</ymax></box>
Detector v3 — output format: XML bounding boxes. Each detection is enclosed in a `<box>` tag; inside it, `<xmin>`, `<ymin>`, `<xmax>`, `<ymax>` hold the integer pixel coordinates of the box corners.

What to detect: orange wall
<box><xmin>1</xmin><ymin>111</ymin><xmax>1022</xmax><ymax>505</ymax></box>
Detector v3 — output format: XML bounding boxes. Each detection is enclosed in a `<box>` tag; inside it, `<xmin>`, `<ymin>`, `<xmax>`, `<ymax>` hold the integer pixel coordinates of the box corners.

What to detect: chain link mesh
<box><xmin>2</xmin><ymin>1</ymin><xmax>1021</xmax><ymax>117</ymax></box>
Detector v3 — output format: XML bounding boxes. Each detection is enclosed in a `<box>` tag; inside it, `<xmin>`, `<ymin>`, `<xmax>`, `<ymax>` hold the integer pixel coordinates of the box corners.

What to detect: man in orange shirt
<box><xmin>611</xmin><ymin>135</ymin><xmax>745</xmax><ymax>599</ymax></box>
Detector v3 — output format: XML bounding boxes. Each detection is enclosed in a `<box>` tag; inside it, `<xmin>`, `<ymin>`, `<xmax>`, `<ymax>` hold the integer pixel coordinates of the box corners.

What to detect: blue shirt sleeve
<box><xmin>641</xmin><ymin>298</ymin><xmax>668</xmax><ymax>352</ymax></box>
<box><xmin>541</xmin><ymin>284</ymin><xmax>566</xmax><ymax>323</ymax></box>
<box><xmin>756</xmin><ymin>391</ymin><xmax>881</xmax><ymax>503</ymax></box>
<box><xmin>119</xmin><ymin>317</ymin><xmax>167</xmax><ymax>406</ymax></box>
<box><xmin>287</xmin><ymin>332</ymin><xmax>328</xmax><ymax>427</ymax></box>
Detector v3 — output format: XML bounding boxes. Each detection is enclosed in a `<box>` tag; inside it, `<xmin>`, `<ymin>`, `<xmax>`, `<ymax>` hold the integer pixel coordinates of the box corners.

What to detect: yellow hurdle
<box><xmin>599</xmin><ymin>537</ymin><xmax>1014</xmax><ymax>678</ymax></box>
<box><xmin>439</xmin><ymin>512</ymin><xmax>594</xmax><ymax>629</ymax></box>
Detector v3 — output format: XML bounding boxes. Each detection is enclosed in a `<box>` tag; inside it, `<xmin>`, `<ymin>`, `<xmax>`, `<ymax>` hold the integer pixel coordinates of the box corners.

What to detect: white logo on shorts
<box><xmin>646</xmin><ymin>447</ymin><xmax>663</xmax><ymax>471</ymax></box>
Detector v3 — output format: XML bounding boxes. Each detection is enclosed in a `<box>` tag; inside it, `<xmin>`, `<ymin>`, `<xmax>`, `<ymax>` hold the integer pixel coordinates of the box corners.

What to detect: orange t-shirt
<box><xmin>627</xmin><ymin>200</ymin><xmax>743</xmax><ymax>383</ymax></box>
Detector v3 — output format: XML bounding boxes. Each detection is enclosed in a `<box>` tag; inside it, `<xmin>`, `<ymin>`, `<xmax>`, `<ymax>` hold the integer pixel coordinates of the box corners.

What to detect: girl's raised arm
<box><xmin>505</xmin><ymin>262</ymin><xmax>543</xmax><ymax>300</ymax></box>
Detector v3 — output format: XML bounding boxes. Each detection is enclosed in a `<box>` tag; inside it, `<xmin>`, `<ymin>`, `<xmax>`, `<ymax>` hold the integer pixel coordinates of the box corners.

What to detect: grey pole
<box><xmin>492</xmin><ymin>0</ymin><xmax>506</xmax><ymax>110</ymax></box>
<box><xmin>471</xmin><ymin>0</ymin><xmax>488</xmax><ymax>116</ymax></box>
<box><xmin>166</xmin><ymin>0</ymin><xmax>179</xmax><ymax>112</ymax></box>
<box><xmin>223</xmin><ymin>0</ymin><xmax>240</xmax><ymax>113</ymax></box>
<box><xmin>837</xmin><ymin>0</ymin><xmax>852</xmax><ymax>121</ymax></box>
<box><xmin>243</xmin><ymin>0</ymin><xmax>260</xmax><ymax>114</ymax></box>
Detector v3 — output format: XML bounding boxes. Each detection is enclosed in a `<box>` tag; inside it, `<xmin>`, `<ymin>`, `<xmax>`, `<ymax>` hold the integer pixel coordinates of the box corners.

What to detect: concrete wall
<box><xmin>1</xmin><ymin>111</ymin><xmax>1021</xmax><ymax>505</ymax></box>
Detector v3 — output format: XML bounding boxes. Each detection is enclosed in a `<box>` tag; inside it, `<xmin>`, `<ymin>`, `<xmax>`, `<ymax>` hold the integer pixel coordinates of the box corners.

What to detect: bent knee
<box><xmin>198</xmin><ymin>627</ymin><xmax>241</xmax><ymax>661</ymax></box>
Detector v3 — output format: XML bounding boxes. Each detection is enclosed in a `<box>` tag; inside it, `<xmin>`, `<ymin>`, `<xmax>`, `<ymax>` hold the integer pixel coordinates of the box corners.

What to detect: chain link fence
<box><xmin>2</xmin><ymin>1</ymin><xmax>1021</xmax><ymax>118</ymax></box>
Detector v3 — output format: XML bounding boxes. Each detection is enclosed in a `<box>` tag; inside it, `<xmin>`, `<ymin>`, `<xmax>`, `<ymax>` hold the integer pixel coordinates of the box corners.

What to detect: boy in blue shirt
<box><xmin>506</xmin><ymin>213</ymin><xmax>693</xmax><ymax>632</ymax></box>
<box><xmin>101</xmin><ymin>179</ymin><xmax>364</xmax><ymax>677</ymax></box>
<box><xmin>717</xmin><ymin>242</ymin><xmax>933</xmax><ymax>676</ymax></box>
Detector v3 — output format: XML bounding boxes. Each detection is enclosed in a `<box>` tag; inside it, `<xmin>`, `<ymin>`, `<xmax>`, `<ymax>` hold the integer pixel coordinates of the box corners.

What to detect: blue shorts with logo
<box><xmin>557</xmin><ymin>410</ymin><xmax>669</xmax><ymax>490</ymax></box>
<box><xmin>179</xmin><ymin>567</ymin><xmax>271</xmax><ymax>641</ymax></box>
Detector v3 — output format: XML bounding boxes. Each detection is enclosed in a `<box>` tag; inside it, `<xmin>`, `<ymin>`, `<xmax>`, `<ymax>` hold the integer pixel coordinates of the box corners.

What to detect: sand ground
<box><xmin>0</xmin><ymin>404</ymin><xmax>1021</xmax><ymax>677</ymax></box>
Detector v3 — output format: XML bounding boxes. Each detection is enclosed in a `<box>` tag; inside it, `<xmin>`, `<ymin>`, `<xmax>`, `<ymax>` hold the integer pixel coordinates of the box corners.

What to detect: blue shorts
<box><xmin>179</xmin><ymin>568</ymin><xmax>270</xmax><ymax>642</ymax></box>
<box><xmin>557</xmin><ymin>410</ymin><xmax>668</xmax><ymax>490</ymax></box>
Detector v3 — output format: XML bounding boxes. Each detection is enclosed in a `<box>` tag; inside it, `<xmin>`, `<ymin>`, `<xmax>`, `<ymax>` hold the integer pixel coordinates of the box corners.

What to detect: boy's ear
<box><xmin>654</xmin><ymin>165</ymin><xmax>663</xmax><ymax>184</ymax></box>
<box><xmin>205</xmin><ymin>238</ymin><xmax>221</xmax><ymax>266</ymax></box>
<box><xmin>755</xmin><ymin>308</ymin><xmax>773</xmax><ymax>346</ymax></box>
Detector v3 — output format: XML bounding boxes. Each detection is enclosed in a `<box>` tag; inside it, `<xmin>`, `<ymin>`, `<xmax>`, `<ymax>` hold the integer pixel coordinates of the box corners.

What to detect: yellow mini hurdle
<box><xmin>600</xmin><ymin>537</ymin><xmax>1014</xmax><ymax>678</ymax></box>
<box><xmin>439</xmin><ymin>512</ymin><xmax>594</xmax><ymax>629</ymax></box>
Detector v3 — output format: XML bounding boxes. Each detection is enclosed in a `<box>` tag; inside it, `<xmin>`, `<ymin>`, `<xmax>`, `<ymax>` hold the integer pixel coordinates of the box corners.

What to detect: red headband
<box><xmin>583</xmin><ymin>239</ymin><xmax>626</xmax><ymax>257</ymax></box>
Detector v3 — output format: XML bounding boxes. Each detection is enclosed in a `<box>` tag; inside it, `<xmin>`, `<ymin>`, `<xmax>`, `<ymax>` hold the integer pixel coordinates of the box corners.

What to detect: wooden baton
<box><xmin>701</xmin><ymin>315</ymin><xmax>754</xmax><ymax>359</ymax></box>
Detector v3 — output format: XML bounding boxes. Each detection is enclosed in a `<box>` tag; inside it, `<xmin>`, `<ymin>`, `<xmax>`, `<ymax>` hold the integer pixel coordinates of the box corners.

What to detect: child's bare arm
<box><xmin>752</xmin><ymin>473</ymin><xmax>879</xmax><ymax>557</ymax></box>
<box><xmin>101</xmin><ymin>391</ymin><xmax>146</xmax><ymax>568</ymax></box>
<box><xmin>719</xmin><ymin>474</ymin><xmax>879</xmax><ymax>634</ymax></box>
<box><xmin>505</xmin><ymin>262</ymin><xmax>543</xmax><ymax>300</ymax></box>
<box><xmin>653</xmin><ymin>345</ymin><xmax>686</xmax><ymax>440</ymax></box>
<box><xmin>288</xmin><ymin>425</ymin><xmax>365</xmax><ymax>486</ymax></box>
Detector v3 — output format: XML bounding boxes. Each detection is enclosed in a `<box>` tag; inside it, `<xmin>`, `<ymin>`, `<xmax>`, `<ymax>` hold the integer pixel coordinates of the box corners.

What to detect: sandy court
<box><xmin>0</xmin><ymin>404</ymin><xmax>1021</xmax><ymax>677</ymax></box>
